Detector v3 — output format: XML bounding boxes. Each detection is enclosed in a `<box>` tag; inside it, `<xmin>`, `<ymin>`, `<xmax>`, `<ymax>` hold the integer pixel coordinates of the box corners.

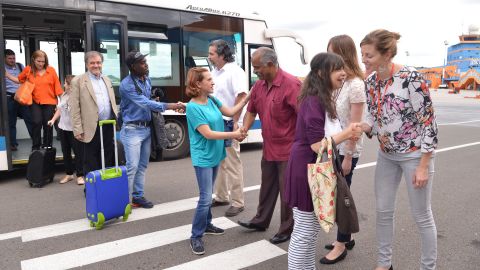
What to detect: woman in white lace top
<box><xmin>319</xmin><ymin>34</ymin><xmax>366</xmax><ymax>265</ymax></box>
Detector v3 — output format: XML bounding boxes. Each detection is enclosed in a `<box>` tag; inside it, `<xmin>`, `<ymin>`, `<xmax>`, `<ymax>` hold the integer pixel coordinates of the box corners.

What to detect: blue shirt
<box><xmin>5</xmin><ymin>63</ymin><xmax>24</xmax><ymax>94</ymax></box>
<box><xmin>119</xmin><ymin>75</ymin><xmax>167</xmax><ymax>123</ymax></box>
<box><xmin>88</xmin><ymin>72</ymin><xmax>112</xmax><ymax>121</ymax></box>
<box><xmin>186</xmin><ymin>97</ymin><xmax>226</xmax><ymax>167</ymax></box>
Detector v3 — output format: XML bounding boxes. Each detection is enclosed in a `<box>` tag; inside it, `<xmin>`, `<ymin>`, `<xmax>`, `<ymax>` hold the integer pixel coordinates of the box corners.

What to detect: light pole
<box><xmin>442</xmin><ymin>40</ymin><xmax>449</xmax><ymax>86</ymax></box>
<box><xmin>405</xmin><ymin>51</ymin><xmax>410</xmax><ymax>66</ymax></box>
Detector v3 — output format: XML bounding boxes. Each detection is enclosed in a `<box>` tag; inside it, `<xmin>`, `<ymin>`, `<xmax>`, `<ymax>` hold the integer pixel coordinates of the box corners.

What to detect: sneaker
<box><xmin>59</xmin><ymin>175</ymin><xmax>74</xmax><ymax>184</ymax></box>
<box><xmin>132</xmin><ymin>197</ymin><xmax>154</xmax><ymax>209</ymax></box>
<box><xmin>225</xmin><ymin>206</ymin><xmax>244</xmax><ymax>217</ymax></box>
<box><xmin>211</xmin><ymin>199</ymin><xmax>229</xmax><ymax>207</ymax></box>
<box><xmin>190</xmin><ymin>238</ymin><xmax>205</xmax><ymax>255</ymax></box>
<box><xmin>204</xmin><ymin>224</ymin><xmax>225</xmax><ymax>235</ymax></box>
<box><xmin>76</xmin><ymin>176</ymin><xmax>85</xmax><ymax>185</ymax></box>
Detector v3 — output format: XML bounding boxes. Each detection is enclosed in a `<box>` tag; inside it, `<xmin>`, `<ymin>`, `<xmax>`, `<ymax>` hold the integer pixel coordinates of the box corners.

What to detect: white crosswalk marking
<box><xmin>165</xmin><ymin>240</ymin><xmax>286</xmax><ymax>270</ymax></box>
<box><xmin>20</xmin><ymin>197</ymin><xmax>199</xmax><ymax>242</ymax></box>
<box><xmin>20</xmin><ymin>217</ymin><xmax>238</xmax><ymax>270</ymax></box>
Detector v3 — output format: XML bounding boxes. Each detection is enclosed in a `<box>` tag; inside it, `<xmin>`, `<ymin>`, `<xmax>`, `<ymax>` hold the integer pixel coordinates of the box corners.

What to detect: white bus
<box><xmin>0</xmin><ymin>0</ymin><xmax>308</xmax><ymax>170</ymax></box>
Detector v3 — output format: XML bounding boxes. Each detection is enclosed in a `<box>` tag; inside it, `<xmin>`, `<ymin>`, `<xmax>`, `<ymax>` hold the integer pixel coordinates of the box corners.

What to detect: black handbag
<box><xmin>331</xmin><ymin>138</ymin><xmax>360</xmax><ymax>234</ymax></box>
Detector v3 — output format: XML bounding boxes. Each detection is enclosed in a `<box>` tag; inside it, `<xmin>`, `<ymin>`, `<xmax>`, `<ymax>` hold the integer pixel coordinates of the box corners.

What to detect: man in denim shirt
<box><xmin>119</xmin><ymin>51</ymin><xmax>185</xmax><ymax>208</ymax></box>
<box><xmin>4</xmin><ymin>49</ymin><xmax>33</xmax><ymax>151</ymax></box>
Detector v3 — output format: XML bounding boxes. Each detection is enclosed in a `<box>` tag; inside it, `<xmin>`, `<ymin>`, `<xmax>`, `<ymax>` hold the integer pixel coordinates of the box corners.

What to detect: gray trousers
<box><xmin>375</xmin><ymin>150</ymin><xmax>437</xmax><ymax>270</ymax></box>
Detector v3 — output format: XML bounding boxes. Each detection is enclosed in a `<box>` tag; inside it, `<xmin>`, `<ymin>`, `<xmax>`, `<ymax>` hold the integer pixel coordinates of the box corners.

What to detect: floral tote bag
<box><xmin>307</xmin><ymin>137</ymin><xmax>337</xmax><ymax>233</ymax></box>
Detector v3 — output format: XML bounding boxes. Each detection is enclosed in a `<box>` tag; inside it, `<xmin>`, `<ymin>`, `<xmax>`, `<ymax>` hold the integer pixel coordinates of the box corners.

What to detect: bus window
<box><xmin>93</xmin><ymin>22</ymin><xmax>122</xmax><ymax>86</ymax></box>
<box><xmin>129</xmin><ymin>39</ymin><xmax>180</xmax><ymax>87</ymax></box>
<box><xmin>181</xmin><ymin>12</ymin><xmax>244</xmax><ymax>80</ymax></box>
<box><xmin>71</xmin><ymin>52</ymin><xmax>85</xmax><ymax>75</ymax></box>
<box><xmin>39</xmin><ymin>41</ymin><xmax>60</xmax><ymax>74</ymax></box>
<box><xmin>5</xmin><ymin>39</ymin><xmax>26</xmax><ymax>66</ymax></box>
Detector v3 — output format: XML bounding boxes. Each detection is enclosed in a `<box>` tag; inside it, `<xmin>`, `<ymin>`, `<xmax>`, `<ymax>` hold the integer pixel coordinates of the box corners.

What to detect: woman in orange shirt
<box><xmin>7</xmin><ymin>50</ymin><xmax>63</xmax><ymax>150</ymax></box>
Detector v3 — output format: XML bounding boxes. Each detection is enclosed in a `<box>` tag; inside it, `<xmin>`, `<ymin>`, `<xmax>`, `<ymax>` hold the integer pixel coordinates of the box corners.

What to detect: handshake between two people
<box><xmin>344</xmin><ymin>122</ymin><xmax>373</xmax><ymax>142</ymax></box>
<box><xmin>231</xmin><ymin>126</ymin><xmax>248</xmax><ymax>142</ymax></box>
<box><xmin>169</xmin><ymin>102</ymin><xmax>187</xmax><ymax>113</ymax></box>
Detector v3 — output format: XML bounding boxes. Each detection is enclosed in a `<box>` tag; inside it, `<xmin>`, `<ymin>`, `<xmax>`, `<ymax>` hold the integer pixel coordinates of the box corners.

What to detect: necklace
<box><xmin>374</xmin><ymin>63</ymin><xmax>395</xmax><ymax>126</ymax></box>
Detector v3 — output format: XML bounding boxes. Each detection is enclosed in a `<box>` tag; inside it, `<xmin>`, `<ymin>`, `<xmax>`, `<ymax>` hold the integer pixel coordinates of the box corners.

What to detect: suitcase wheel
<box><xmin>122</xmin><ymin>204</ymin><xmax>132</xmax><ymax>222</ymax></box>
<box><xmin>94</xmin><ymin>213</ymin><xmax>105</xmax><ymax>230</ymax></box>
<box><xmin>89</xmin><ymin>221</ymin><xmax>95</xmax><ymax>228</ymax></box>
<box><xmin>49</xmin><ymin>177</ymin><xmax>54</xmax><ymax>183</ymax></box>
<box><xmin>29</xmin><ymin>182</ymin><xmax>33</xmax><ymax>187</ymax></box>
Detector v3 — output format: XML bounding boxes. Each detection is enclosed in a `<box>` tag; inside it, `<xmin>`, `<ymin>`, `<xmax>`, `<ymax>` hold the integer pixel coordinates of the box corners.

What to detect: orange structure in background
<box><xmin>418</xmin><ymin>66</ymin><xmax>457</xmax><ymax>89</ymax></box>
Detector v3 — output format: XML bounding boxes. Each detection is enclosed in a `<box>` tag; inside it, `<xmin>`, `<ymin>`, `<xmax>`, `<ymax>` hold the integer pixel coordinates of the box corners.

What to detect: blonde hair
<box><xmin>30</xmin><ymin>50</ymin><xmax>49</xmax><ymax>74</ymax></box>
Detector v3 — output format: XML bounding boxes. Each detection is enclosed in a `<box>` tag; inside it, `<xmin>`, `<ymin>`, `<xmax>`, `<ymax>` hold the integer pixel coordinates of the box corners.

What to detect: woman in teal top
<box><xmin>185</xmin><ymin>67</ymin><xmax>248</xmax><ymax>255</ymax></box>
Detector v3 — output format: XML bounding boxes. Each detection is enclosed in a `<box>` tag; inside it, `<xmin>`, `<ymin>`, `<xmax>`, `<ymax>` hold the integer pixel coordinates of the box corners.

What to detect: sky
<box><xmin>198</xmin><ymin>0</ymin><xmax>480</xmax><ymax>76</ymax></box>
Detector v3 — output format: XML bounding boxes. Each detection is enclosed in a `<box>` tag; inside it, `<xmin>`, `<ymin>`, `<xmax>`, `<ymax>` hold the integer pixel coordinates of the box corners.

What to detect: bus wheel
<box><xmin>163</xmin><ymin>118</ymin><xmax>190</xmax><ymax>160</ymax></box>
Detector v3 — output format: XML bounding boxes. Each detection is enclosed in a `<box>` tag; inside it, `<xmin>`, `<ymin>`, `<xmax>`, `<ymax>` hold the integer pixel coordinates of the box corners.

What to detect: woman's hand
<box><xmin>413</xmin><ymin>165</ymin><xmax>429</xmax><ymax>189</ymax></box>
<box><xmin>47</xmin><ymin>119</ymin><xmax>55</xmax><ymax>127</ymax></box>
<box><xmin>360</xmin><ymin>122</ymin><xmax>372</xmax><ymax>133</ymax></box>
<box><xmin>346</xmin><ymin>123</ymin><xmax>362</xmax><ymax>141</ymax></box>
<box><xmin>342</xmin><ymin>156</ymin><xmax>352</xmax><ymax>176</ymax></box>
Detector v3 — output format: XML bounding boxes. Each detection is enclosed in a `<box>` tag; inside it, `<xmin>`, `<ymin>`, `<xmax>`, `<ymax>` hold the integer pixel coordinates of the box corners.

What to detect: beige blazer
<box><xmin>69</xmin><ymin>72</ymin><xmax>118</xmax><ymax>143</ymax></box>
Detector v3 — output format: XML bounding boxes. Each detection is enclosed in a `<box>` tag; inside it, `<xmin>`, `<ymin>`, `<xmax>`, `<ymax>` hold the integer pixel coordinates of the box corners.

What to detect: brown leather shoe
<box><xmin>225</xmin><ymin>206</ymin><xmax>244</xmax><ymax>217</ymax></box>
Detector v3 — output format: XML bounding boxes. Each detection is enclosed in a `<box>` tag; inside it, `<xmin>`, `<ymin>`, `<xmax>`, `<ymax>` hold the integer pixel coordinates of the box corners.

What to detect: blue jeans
<box><xmin>120</xmin><ymin>125</ymin><xmax>151</xmax><ymax>200</ymax></box>
<box><xmin>223</xmin><ymin>120</ymin><xmax>233</xmax><ymax>147</ymax></box>
<box><xmin>7</xmin><ymin>96</ymin><xmax>33</xmax><ymax>146</ymax></box>
<box><xmin>191</xmin><ymin>165</ymin><xmax>219</xmax><ymax>239</ymax></box>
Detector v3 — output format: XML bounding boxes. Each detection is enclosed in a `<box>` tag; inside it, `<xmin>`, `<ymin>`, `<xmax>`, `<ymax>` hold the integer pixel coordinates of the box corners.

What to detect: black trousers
<box><xmin>83</xmin><ymin>125</ymin><xmax>115</xmax><ymax>175</ymax></box>
<box><xmin>59</xmin><ymin>129</ymin><xmax>84</xmax><ymax>176</ymax></box>
<box><xmin>30</xmin><ymin>103</ymin><xmax>56</xmax><ymax>149</ymax></box>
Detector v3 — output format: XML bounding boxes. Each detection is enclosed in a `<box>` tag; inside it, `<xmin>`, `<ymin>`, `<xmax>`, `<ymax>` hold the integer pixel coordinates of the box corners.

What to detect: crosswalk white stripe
<box><xmin>20</xmin><ymin>197</ymin><xmax>199</xmax><ymax>242</ymax></box>
<box><xmin>2</xmin><ymin>141</ymin><xmax>479</xmax><ymax>243</ymax></box>
<box><xmin>164</xmin><ymin>240</ymin><xmax>286</xmax><ymax>270</ymax></box>
<box><xmin>0</xmin><ymin>231</ymin><xmax>21</xmax><ymax>241</ymax></box>
<box><xmin>20</xmin><ymin>217</ymin><xmax>238</xmax><ymax>270</ymax></box>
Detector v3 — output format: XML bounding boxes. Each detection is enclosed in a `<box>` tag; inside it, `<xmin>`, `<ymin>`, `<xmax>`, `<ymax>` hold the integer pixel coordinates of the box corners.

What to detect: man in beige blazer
<box><xmin>69</xmin><ymin>51</ymin><xmax>118</xmax><ymax>180</ymax></box>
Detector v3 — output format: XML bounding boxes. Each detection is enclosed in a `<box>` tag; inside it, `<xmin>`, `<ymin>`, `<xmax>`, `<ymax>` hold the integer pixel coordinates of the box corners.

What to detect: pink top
<box><xmin>247</xmin><ymin>68</ymin><xmax>301</xmax><ymax>161</ymax></box>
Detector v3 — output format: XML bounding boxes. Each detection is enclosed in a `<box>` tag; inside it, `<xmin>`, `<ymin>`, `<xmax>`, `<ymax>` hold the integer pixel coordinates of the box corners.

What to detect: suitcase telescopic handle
<box><xmin>98</xmin><ymin>120</ymin><xmax>118</xmax><ymax>172</ymax></box>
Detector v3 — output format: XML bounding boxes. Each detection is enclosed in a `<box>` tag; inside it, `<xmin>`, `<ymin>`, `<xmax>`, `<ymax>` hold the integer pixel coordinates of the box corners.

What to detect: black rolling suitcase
<box><xmin>26</xmin><ymin>146</ymin><xmax>56</xmax><ymax>187</ymax></box>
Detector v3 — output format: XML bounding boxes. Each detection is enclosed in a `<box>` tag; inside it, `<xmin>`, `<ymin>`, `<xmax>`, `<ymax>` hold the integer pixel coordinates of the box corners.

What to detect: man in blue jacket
<box><xmin>119</xmin><ymin>51</ymin><xmax>185</xmax><ymax>208</ymax></box>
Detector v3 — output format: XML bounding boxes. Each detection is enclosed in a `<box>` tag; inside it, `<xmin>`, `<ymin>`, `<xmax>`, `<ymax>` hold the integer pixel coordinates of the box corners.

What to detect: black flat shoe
<box><xmin>237</xmin><ymin>220</ymin><xmax>266</xmax><ymax>231</ymax></box>
<box><xmin>324</xmin><ymin>239</ymin><xmax>355</xmax><ymax>250</ymax></box>
<box><xmin>319</xmin><ymin>249</ymin><xmax>347</xmax><ymax>264</ymax></box>
<box><xmin>389</xmin><ymin>266</ymin><xmax>393</xmax><ymax>270</ymax></box>
<box><xmin>269</xmin><ymin>234</ymin><xmax>290</xmax><ymax>244</ymax></box>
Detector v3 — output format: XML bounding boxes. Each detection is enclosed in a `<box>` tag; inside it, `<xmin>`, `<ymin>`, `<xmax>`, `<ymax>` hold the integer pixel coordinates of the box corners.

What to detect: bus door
<box><xmin>1</xmin><ymin>6</ymin><xmax>85</xmax><ymax>168</ymax></box>
<box><xmin>86</xmin><ymin>13</ymin><xmax>129</xmax><ymax>100</ymax></box>
<box><xmin>0</xmin><ymin>4</ymin><xmax>10</xmax><ymax>170</ymax></box>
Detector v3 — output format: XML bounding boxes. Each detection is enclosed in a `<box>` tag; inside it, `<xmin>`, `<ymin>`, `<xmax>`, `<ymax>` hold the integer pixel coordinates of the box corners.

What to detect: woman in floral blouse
<box><xmin>360</xmin><ymin>29</ymin><xmax>438</xmax><ymax>270</ymax></box>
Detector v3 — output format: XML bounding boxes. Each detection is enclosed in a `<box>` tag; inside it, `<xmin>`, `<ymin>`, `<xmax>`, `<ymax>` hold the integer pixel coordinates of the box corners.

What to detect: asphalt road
<box><xmin>0</xmin><ymin>90</ymin><xmax>479</xmax><ymax>270</ymax></box>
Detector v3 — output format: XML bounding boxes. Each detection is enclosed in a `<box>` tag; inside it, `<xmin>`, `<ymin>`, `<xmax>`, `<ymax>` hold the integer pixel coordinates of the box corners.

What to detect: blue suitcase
<box><xmin>86</xmin><ymin>120</ymin><xmax>131</xmax><ymax>230</ymax></box>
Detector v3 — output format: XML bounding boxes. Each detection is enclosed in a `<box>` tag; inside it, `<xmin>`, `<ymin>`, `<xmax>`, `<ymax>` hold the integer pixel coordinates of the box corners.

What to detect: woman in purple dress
<box><xmin>285</xmin><ymin>52</ymin><xmax>362</xmax><ymax>270</ymax></box>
